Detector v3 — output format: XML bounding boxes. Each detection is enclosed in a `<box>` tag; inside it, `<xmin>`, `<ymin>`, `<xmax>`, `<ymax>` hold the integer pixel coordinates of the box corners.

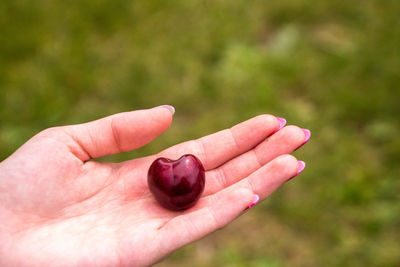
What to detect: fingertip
<box><xmin>244</xmin><ymin>194</ymin><xmax>260</xmax><ymax>211</ymax></box>
<box><xmin>297</xmin><ymin>160</ymin><xmax>306</xmax><ymax>173</ymax></box>
<box><xmin>148</xmin><ymin>105</ymin><xmax>175</xmax><ymax>131</ymax></box>
<box><xmin>235</xmin><ymin>188</ymin><xmax>255</xmax><ymax>201</ymax></box>
<box><xmin>274</xmin><ymin>154</ymin><xmax>299</xmax><ymax>178</ymax></box>
<box><xmin>287</xmin><ymin>160</ymin><xmax>306</xmax><ymax>181</ymax></box>
<box><xmin>302</xmin><ymin>129</ymin><xmax>311</xmax><ymax>141</ymax></box>
<box><xmin>154</xmin><ymin>105</ymin><xmax>175</xmax><ymax>116</ymax></box>
<box><xmin>277</xmin><ymin>117</ymin><xmax>287</xmax><ymax>129</ymax></box>
<box><xmin>212</xmin><ymin>187</ymin><xmax>254</xmax><ymax>212</ymax></box>
<box><xmin>279</xmin><ymin>125</ymin><xmax>305</xmax><ymax>145</ymax></box>
<box><xmin>272</xmin><ymin>117</ymin><xmax>286</xmax><ymax>134</ymax></box>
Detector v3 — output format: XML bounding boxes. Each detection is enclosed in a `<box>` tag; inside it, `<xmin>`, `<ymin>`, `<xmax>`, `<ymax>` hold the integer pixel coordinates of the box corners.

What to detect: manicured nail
<box><xmin>288</xmin><ymin>161</ymin><xmax>306</xmax><ymax>181</ymax></box>
<box><xmin>244</xmin><ymin>194</ymin><xmax>260</xmax><ymax>211</ymax></box>
<box><xmin>272</xmin><ymin>117</ymin><xmax>286</xmax><ymax>134</ymax></box>
<box><xmin>294</xmin><ymin>129</ymin><xmax>311</xmax><ymax>151</ymax></box>
<box><xmin>158</xmin><ymin>105</ymin><xmax>175</xmax><ymax>115</ymax></box>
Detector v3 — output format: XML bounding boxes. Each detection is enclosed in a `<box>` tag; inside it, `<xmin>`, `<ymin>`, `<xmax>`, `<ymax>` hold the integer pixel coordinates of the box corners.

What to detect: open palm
<box><xmin>0</xmin><ymin>106</ymin><xmax>308</xmax><ymax>266</ymax></box>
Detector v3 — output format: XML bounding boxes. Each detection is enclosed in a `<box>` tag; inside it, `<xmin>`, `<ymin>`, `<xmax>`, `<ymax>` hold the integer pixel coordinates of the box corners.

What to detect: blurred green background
<box><xmin>1</xmin><ymin>0</ymin><xmax>400</xmax><ymax>266</ymax></box>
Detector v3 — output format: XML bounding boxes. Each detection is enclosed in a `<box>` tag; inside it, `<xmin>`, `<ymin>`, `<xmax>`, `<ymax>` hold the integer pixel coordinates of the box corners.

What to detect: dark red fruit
<box><xmin>148</xmin><ymin>154</ymin><xmax>205</xmax><ymax>211</ymax></box>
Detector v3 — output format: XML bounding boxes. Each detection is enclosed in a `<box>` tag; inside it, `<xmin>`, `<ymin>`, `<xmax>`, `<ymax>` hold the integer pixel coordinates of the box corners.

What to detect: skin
<box><xmin>0</xmin><ymin>106</ymin><xmax>308</xmax><ymax>266</ymax></box>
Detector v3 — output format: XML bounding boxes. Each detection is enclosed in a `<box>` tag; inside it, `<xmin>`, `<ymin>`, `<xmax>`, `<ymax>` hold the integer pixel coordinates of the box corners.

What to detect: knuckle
<box><xmin>110</xmin><ymin>117</ymin><xmax>123</xmax><ymax>152</ymax></box>
<box><xmin>207</xmin><ymin>206</ymin><xmax>221</xmax><ymax>230</ymax></box>
<box><xmin>194</xmin><ymin>139</ymin><xmax>207</xmax><ymax>163</ymax></box>
<box><xmin>37</xmin><ymin>126</ymin><xmax>61</xmax><ymax>138</ymax></box>
<box><xmin>216</xmin><ymin>168</ymin><xmax>227</xmax><ymax>188</ymax></box>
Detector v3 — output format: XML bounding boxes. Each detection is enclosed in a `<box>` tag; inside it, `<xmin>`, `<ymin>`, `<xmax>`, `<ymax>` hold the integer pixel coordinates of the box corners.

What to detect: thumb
<box><xmin>63</xmin><ymin>105</ymin><xmax>174</xmax><ymax>161</ymax></box>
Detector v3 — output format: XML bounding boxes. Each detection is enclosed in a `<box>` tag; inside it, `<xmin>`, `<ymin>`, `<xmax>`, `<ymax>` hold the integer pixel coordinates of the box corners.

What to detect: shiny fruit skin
<box><xmin>148</xmin><ymin>154</ymin><xmax>205</xmax><ymax>211</ymax></box>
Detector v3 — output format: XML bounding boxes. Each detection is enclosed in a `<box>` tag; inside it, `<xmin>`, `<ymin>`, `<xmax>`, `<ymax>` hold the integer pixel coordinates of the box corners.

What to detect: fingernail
<box><xmin>244</xmin><ymin>194</ymin><xmax>260</xmax><ymax>211</ymax></box>
<box><xmin>272</xmin><ymin>117</ymin><xmax>286</xmax><ymax>134</ymax></box>
<box><xmin>288</xmin><ymin>161</ymin><xmax>306</xmax><ymax>181</ymax></box>
<box><xmin>294</xmin><ymin>129</ymin><xmax>311</xmax><ymax>151</ymax></box>
<box><xmin>157</xmin><ymin>105</ymin><xmax>175</xmax><ymax>115</ymax></box>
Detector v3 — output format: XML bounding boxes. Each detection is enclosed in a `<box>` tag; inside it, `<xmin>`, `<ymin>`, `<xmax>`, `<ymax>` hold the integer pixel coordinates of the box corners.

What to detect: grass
<box><xmin>1</xmin><ymin>0</ymin><xmax>400</xmax><ymax>266</ymax></box>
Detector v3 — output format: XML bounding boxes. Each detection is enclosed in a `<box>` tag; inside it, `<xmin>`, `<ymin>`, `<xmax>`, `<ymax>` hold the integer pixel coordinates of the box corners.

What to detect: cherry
<box><xmin>148</xmin><ymin>154</ymin><xmax>205</xmax><ymax>211</ymax></box>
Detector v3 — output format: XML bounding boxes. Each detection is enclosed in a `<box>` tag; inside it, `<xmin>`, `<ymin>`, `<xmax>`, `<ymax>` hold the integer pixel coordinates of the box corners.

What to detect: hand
<box><xmin>0</xmin><ymin>106</ymin><xmax>309</xmax><ymax>266</ymax></box>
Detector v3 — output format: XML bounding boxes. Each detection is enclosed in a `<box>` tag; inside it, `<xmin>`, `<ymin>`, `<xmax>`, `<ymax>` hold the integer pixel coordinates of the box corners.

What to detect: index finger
<box><xmin>157</xmin><ymin>115</ymin><xmax>283</xmax><ymax>170</ymax></box>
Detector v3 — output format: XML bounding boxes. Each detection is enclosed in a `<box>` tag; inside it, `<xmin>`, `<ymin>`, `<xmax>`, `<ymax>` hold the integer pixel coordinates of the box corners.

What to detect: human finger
<box><xmin>60</xmin><ymin>106</ymin><xmax>174</xmax><ymax>161</ymax></box>
<box><xmin>156</xmin><ymin>115</ymin><xmax>284</xmax><ymax>170</ymax></box>
<box><xmin>203</xmin><ymin>126</ymin><xmax>309</xmax><ymax>195</ymax></box>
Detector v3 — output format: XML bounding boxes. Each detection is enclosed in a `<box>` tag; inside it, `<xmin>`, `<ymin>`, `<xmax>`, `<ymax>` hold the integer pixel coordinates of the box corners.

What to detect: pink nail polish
<box><xmin>294</xmin><ymin>129</ymin><xmax>311</xmax><ymax>151</ymax></box>
<box><xmin>287</xmin><ymin>161</ymin><xmax>306</xmax><ymax>181</ymax></box>
<box><xmin>244</xmin><ymin>194</ymin><xmax>260</xmax><ymax>211</ymax></box>
<box><xmin>272</xmin><ymin>117</ymin><xmax>286</xmax><ymax>134</ymax></box>
<box><xmin>157</xmin><ymin>105</ymin><xmax>175</xmax><ymax>115</ymax></box>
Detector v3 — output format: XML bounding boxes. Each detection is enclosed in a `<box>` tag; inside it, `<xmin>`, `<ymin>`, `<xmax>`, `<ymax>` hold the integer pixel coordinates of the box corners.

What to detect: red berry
<box><xmin>148</xmin><ymin>154</ymin><xmax>205</xmax><ymax>211</ymax></box>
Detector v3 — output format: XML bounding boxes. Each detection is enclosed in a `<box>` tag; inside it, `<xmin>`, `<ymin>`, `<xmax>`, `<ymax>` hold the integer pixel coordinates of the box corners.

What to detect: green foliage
<box><xmin>1</xmin><ymin>0</ymin><xmax>399</xmax><ymax>266</ymax></box>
